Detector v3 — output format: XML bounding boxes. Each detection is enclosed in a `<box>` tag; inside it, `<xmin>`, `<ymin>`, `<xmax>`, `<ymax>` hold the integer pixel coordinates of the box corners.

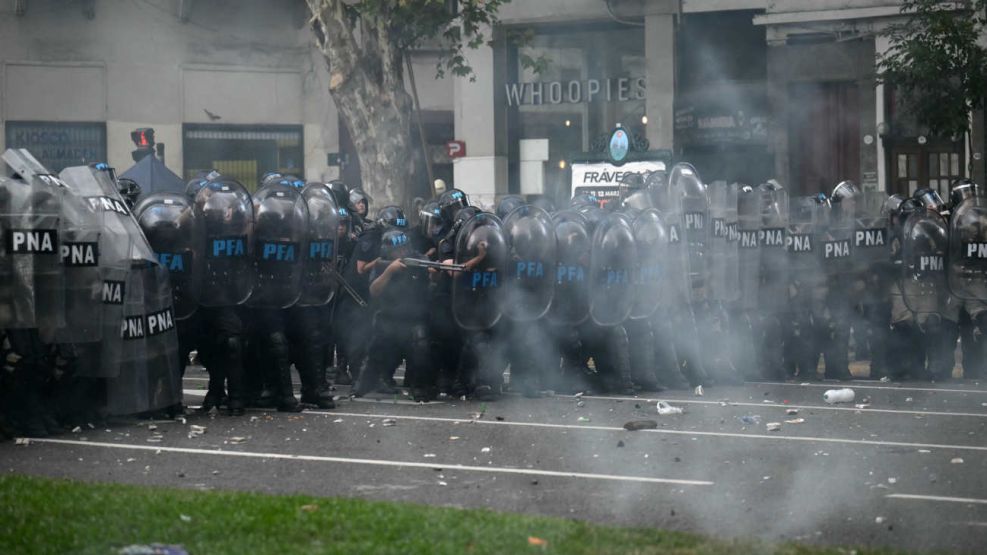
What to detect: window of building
<box><xmin>182</xmin><ymin>124</ymin><xmax>303</xmax><ymax>192</ymax></box>
<box><xmin>4</xmin><ymin>121</ymin><xmax>107</xmax><ymax>173</ymax></box>
<box><xmin>506</xmin><ymin>23</ymin><xmax>646</xmax><ymax>201</ymax></box>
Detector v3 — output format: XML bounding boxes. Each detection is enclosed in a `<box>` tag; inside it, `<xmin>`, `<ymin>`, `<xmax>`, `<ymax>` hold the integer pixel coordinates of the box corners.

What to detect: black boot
<box><xmin>224</xmin><ymin>335</ymin><xmax>246</xmax><ymax>416</ymax></box>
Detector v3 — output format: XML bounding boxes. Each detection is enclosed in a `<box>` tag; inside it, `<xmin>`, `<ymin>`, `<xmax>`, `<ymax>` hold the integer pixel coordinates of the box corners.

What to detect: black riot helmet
<box><xmin>621</xmin><ymin>188</ymin><xmax>653</xmax><ymax>212</ymax></box>
<box><xmin>328</xmin><ymin>180</ymin><xmax>349</xmax><ymax>208</ymax></box>
<box><xmin>348</xmin><ymin>188</ymin><xmax>371</xmax><ymax>217</ymax></box>
<box><xmin>117</xmin><ymin>177</ymin><xmax>142</xmax><ymax>208</ymax></box>
<box><xmin>260</xmin><ymin>171</ymin><xmax>284</xmax><ymax>188</ymax></box>
<box><xmin>496</xmin><ymin>195</ymin><xmax>526</xmax><ymax>220</ymax></box>
<box><xmin>912</xmin><ymin>187</ymin><xmax>947</xmax><ymax>213</ymax></box>
<box><xmin>575</xmin><ymin>203</ymin><xmax>606</xmax><ymax>235</ymax></box>
<box><xmin>831</xmin><ymin>180</ymin><xmax>860</xmax><ymax>203</ymax></box>
<box><xmin>376</xmin><ymin>205</ymin><xmax>408</xmax><ymax>230</ymax></box>
<box><xmin>380</xmin><ymin>229</ymin><xmax>414</xmax><ymax>261</ymax></box>
<box><xmin>418</xmin><ymin>200</ymin><xmax>446</xmax><ymax>245</ymax></box>
<box><xmin>950</xmin><ymin>178</ymin><xmax>981</xmax><ymax>208</ymax></box>
<box><xmin>438</xmin><ymin>188</ymin><xmax>470</xmax><ymax>222</ymax></box>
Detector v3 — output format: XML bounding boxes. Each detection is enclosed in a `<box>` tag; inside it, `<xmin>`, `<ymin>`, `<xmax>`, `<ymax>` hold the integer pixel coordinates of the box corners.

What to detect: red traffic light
<box><xmin>130</xmin><ymin>128</ymin><xmax>155</xmax><ymax>148</ymax></box>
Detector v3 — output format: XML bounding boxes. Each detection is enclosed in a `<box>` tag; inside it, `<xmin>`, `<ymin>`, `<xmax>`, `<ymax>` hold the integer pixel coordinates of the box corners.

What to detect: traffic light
<box><xmin>130</xmin><ymin>128</ymin><xmax>155</xmax><ymax>162</ymax></box>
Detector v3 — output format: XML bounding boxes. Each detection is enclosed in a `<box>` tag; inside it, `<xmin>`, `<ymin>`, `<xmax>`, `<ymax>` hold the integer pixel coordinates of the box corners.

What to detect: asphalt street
<box><xmin>3</xmin><ymin>367</ymin><xmax>987</xmax><ymax>553</ymax></box>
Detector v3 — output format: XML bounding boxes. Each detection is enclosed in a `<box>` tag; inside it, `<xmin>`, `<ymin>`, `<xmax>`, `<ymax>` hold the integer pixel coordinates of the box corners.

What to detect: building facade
<box><xmin>1</xmin><ymin>0</ymin><xmax>983</xmax><ymax>204</ymax></box>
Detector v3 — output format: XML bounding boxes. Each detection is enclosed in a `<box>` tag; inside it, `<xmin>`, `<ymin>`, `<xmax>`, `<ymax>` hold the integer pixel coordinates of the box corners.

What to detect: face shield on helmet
<box><xmin>438</xmin><ymin>188</ymin><xmax>470</xmax><ymax>222</ymax></box>
<box><xmin>496</xmin><ymin>195</ymin><xmax>526</xmax><ymax>220</ymax></box>
<box><xmin>418</xmin><ymin>201</ymin><xmax>446</xmax><ymax>244</ymax></box>
<box><xmin>949</xmin><ymin>178</ymin><xmax>980</xmax><ymax>208</ymax></box>
<box><xmin>912</xmin><ymin>188</ymin><xmax>947</xmax><ymax>213</ymax></box>
<box><xmin>376</xmin><ymin>205</ymin><xmax>408</xmax><ymax>230</ymax></box>
<box><xmin>831</xmin><ymin>180</ymin><xmax>860</xmax><ymax>203</ymax></box>
<box><xmin>570</xmin><ymin>193</ymin><xmax>599</xmax><ymax>209</ymax></box>
<box><xmin>349</xmin><ymin>188</ymin><xmax>371</xmax><ymax>217</ymax></box>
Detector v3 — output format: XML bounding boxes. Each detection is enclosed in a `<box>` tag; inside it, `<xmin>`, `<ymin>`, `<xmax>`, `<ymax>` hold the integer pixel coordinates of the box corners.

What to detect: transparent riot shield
<box><xmin>948</xmin><ymin>196</ymin><xmax>987</xmax><ymax>302</ymax></box>
<box><xmin>297</xmin><ymin>183</ymin><xmax>341</xmax><ymax>307</ymax></box>
<box><xmin>246</xmin><ymin>183</ymin><xmax>308</xmax><ymax>309</ymax></box>
<box><xmin>502</xmin><ymin>205</ymin><xmax>556</xmax><ymax>322</ymax></box>
<box><xmin>758</xmin><ymin>185</ymin><xmax>789</xmax><ymax>313</ymax></box>
<box><xmin>786</xmin><ymin>196</ymin><xmax>828</xmax><ymax>303</ymax></box>
<box><xmin>629</xmin><ymin>208</ymin><xmax>666</xmax><ymax>320</ymax></box>
<box><xmin>547</xmin><ymin>210</ymin><xmax>591</xmax><ymax>326</ymax></box>
<box><xmin>667</xmin><ymin>163</ymin><xmax>709</xmax><ymax>302</ymax></box>
<box><xmin>589</xmin><ymin>212</ymin><xmax>636</xmax><ymax>326</ymax></box>
<box><xmin>135</xmin><ymin>193</ymin><xmax>203</xmax><ymax>321</ymax></box>
<box><xmin>901</xmin><ymin>209</ymin><xmax>950</xmax><ymax>315</ymax></box>
<box><xmin>708</xmin><ymin>182</ymin><xmax>739</xmax><ymax>304</ymax></box>
<box><xmin>850</xmin><ymin>191</ymin><xmax>890</xmax><ymax>274</ymax></box>
<box><xmin>105</xmin><ymin>262</ymin><xmax>182</xmax><ymax>416</ymax></box>
<box><xmin>193</xmin><ymin>180</ymin><xmax>254</xmax><ymax>307</ymax></box>
<box><xmin>54</xmin><ymin>176</ymin><xmax>103</xmax><ymax>343</ymax></box>
<box><xmin>737</xmin><ymin>187</ymin><xmax>762</xmax><ymax>312</ymax></box>
<box><xmin>0</xmin><ymin>173</ymin><xmax>65</xmax><ymax>331</ymax></box>
<box><xmin>452</xmin><ymin>212</ymin><xmax>509</xmax><ymax>331</ymax></box>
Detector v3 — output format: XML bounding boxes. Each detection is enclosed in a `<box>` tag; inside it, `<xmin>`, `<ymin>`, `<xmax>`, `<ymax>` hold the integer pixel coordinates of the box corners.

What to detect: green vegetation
<box><xmin>0</xmin><ymin>474</ymin><xmax>901</xmax><ymax>555</ymax></box>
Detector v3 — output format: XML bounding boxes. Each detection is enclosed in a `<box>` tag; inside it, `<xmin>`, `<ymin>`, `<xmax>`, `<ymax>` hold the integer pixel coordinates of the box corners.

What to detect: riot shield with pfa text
<box><xmin>707</xmin><ymin>182</ymin><xmax>739</xmax><ymax>304</ymax></box>
<box><xmin>297</xmin><ymin>183</ymin><xmax>341</xmax><ymax>307</ymax></box>
<box><xmin>0</xmin><ymin>174</ymin><xmax>65</xmax><ymax>331</ymax></box>
<box><xmin>135</xmin><ymin>193</ymin><xmax>204</xmax><ymax>321</ymax></box>
<box><xmin>193</xmin><ymin>180</ymin><xmax>254</xmax><ymax>307</ymax></box>
<box><xmin>246</xmin><ymin>183</ymin><xmax>308</xmax><ymax>309</ymax></box>
<box><xmin>949</xmin><ymin>195</ymin><xmax>987</xmax><ymax>302</ymax></box>
<box><xmin>548</xmin><ymin>210</ymin><xmax>592</xmax><ymax>326</ymax></box>
<box><xmin>503</xmin><ymin>205</ymin><xmax>556</xmax><ymax>321</ymax></box>
<box><xmin>901</xmin><ymin>209</ymin><xmax>950</xmax><ymax>316</ymax></box>
<box><xmin>629</xmin><ymin>208</ymin><xmax>666</xmax><ymax>319</ymax></box>
<box><xmin>452</xmin><ymin>212</ymin><xmax>509</xmax><ymax>331</ymax></box>
<box><xmin>589</xmin><ymin>212</ymin><xmax>636</xmax><ymax>326</ymax></box>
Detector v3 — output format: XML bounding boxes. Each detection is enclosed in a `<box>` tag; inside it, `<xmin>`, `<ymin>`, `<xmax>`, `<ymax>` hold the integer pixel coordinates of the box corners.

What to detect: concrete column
<box><xmin>875</xmin><ymin>35</ymin><xmax>891</xmax><ymax>192</ymax></box>
<box><xmin>453</xmin><ymin>29</ymin><xmax>508</xmax><ymax>209</ymax></box>
<box><xmin>519</xmin><ymin>139</ymin><xmax>549</xmax><ymax>195</ymax></box>
<box><xmin>645</xmin><ymin>14</ymin><xmax>675</xmax><ymax>151</ymax></box>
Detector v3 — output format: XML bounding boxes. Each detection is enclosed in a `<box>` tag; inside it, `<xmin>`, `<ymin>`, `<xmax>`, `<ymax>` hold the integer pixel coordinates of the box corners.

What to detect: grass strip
<box><xmin>0</xmin><ymin>474</ymin><xmax>903</xmax><ymax>555</ymax></box>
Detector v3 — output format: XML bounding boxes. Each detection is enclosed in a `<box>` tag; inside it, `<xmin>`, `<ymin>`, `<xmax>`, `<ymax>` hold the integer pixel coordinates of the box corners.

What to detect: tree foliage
<box><xmin>878</xmin><ymin>0</ymin><xmax>987</xmax><ymax>139</ymax></box>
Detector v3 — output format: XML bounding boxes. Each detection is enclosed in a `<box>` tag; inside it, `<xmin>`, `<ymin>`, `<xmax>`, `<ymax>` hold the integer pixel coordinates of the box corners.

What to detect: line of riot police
<box><xmin>5</xmin><ymin>148</ymin><xmax>986</xmax><ymax>439</ymax></box>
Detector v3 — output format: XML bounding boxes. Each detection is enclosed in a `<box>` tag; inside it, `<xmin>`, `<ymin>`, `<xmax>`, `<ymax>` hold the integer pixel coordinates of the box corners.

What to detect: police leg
<box><xmin>968</xmin><ymin>308</ymin><xmax>987</xmax><ymax>379</ymax></box>
<box><xmin>289</xmin><ymin>307</ymin><xmax>335</xmax><ymax>409</ymax></box>
<box><xmin>822</xmin><ymin>302</ymin><xmax>852</xmax><ymax>381</ymax></box>
<box><xmin>650</xmin><ymin>311</ymin><xmax>689</xmax><ymax>390</ymax></box>
<box><xmin>353</xmin><ymin>318</ymin><xmax>402</xmax><ymax>397</ymax></box>
<box><xmin>255</xmin><ymin>309</ymin><xmax>301</xmax><ymax>412</ymax></box>
<box><xmin>625</xmin><ymin>318</ymin><xmax>663</xmax><ymax>391</ymax></box>
<box><xmin>863</xmin><ymin>299</ymin><xmax>891</xmax><ymax>378</ymax></box>
<box><xmin>406</xmin><ymin>323</ymin><xmax>434</xmax><ymax>402</ymax></box>
<box><xmin>2</xmin><ymin>330</ymin><xmax>51</xmax><ymax>437</ymax></box>
<box><xmin>925</xmin><ymin>314</ymin><xmax>959</xmax><ymax>382</ymax></box>
<box><xmin>468</xmin><ymin>330</ymin><xmax>505</xmax><ymax>401</ymax></box>
<box><xmin>671</xmin><ymin>308</ymin><xmax>708</xmax><ymax>388</ymax></box>
<box><xmin>212</xmin><ymin>307</ymin><xmax>246</xmax><ymax>415</ymax></box>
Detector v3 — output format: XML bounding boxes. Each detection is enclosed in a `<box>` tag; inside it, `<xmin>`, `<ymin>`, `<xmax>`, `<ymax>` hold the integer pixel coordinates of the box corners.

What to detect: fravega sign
<box><xmin>505</xmin><ymin>77</ymin><xmax>646</xmax><ymax>107</ymax></box>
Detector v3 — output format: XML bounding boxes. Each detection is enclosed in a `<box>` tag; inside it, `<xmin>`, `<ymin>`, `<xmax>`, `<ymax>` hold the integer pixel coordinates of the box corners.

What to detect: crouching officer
<box><xmin>353</xmin><ymin>230</ymin><xmax>432</xmax><ymax>400</ymax></box>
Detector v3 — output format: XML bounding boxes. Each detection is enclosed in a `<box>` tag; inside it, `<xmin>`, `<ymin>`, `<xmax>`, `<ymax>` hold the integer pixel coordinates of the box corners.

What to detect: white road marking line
<box><xmin>748</xmin><ymin>381</ymin><xmax>987</xmax><ymax>395</ymax></box>
<box><xmin>577</xmin><ymin>394</ymin><xmax>987</xmax><ymax>419</ymax></box>
<box><xmin>181</xmin><ymin>389</ymin><xmax>986</xmax><ymax>419</ymax></box>
<box><xmin>310</xmin><ymin>410</ymin><xmax>987</xmax><ymax>453</ymax></box>
<box><xmin>887</xmin><ymin>494</ymin><xmax>987</xmax><ymax>505</ymax></box>
<box><xmin>21</xmin><ymin>438</ymin><xmax>713</xmax><ymax>487</ymax></box>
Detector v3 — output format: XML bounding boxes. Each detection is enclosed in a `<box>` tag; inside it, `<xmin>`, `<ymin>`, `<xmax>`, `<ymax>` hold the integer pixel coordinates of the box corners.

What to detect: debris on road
<box><xmin>785</xmin><ymin>408</ymin><xmax>799</xmax><ymax>415</ymax></box>
<box><xmin>694</xmin><ymin>385</ymin><xmax>704</xmax><ymax>397</ymax></box>
<box><xmin>423</xmin><ymin>454</ymin><xmax>436</xmax><ymax>458</ymax></box>
<box><xmin>187</xmin><ymin>425</ymin><xmax>206</xmax><ymax>439</ymax></box>
<box><xmin>854</xmin><ymin>403</ymin><xmax>871</xmax><ymax>409</ymax></box>
<box><xmin>951</xmin><ymin>457</ymin><xmax>964</xmax><ymax>464</ymax></box>
<box><xmin>766</xmin><ymin>422</ymin><xmax>782</xmax><ymax>432</ymax></box>
<box><xmin>739</xmin><ymin>415</ymin><xmax>761</xmax><ymax>425</ymax></box>
<box><xmin>576</xmin><ymin>400</ymin><xmax>585</xmax><ymax>408</ymax></box>
<box><xmin>823</xmin><ymin>388</ymin><xmax>855</xmax><ymax>404</ymax></box>
<box><xmin>71</xmin><ymin>426</ymin><xmax>82</xmax><ymax>433</ymax></box>
<box><xmin>481</xmin><ymin>447</ymin><xmax>491</xmax><ymax>453</ymax></box>
<box><xmin>382</xmin><ymin>418</ymin><xmax>397</xmax><ymax>427</ymax></box>
<box><xmin>15</xmin><ymin>438</ymin><xmax>30</xmax><ymax>446</ymax></box>
<box><xmin>623</xmin><ymin>420</ymin><xmax>658</xmax><ymax>431</ymax></box>
<box><xmin>617</xmin><ymin>440</ymin><xmax>625</xmax><ymax>448</ymax></box>
<box><xmin>229</xmin><ymin>437</ymin><xmax>248</xmax><ymax>445</ymax></box>
<box><xmin>784</xmin><ymin>418</ymin><xmax>805</xmax><ymax>424</ymax></box>
<box><xmin>875</xmin><ymin>516</ymin><xmax>886</xmax><ymax>524</ymax></box>
<box><xmin>657</xmin><ymin>401</ymin><xmax>683</xmax><ymax>415</ymax></box>
<box><xmin>577</xmin><ymin>416</ymin><xmax>591</xmax><ymax>422</ymax></box>
<box><xmin>887</xmin><ymin>477</ymin><xmax>897</xmax><ymax>484</ymax></box>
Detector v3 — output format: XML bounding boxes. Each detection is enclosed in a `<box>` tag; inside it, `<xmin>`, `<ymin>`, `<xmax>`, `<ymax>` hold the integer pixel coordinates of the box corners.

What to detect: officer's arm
<box><xmin>462</xmin><ymin>241</ymin><xmax>488</xmax><ymax>271</ymax></box>
<box><xmin>369</xmin><ymin>259</ymin><xmax>406</xmax><ymax>298</ymax></box>
<box><xmin>357</xmin><ymin>258</ymin><xmax>379</xmax><ymax>274</ymax></box>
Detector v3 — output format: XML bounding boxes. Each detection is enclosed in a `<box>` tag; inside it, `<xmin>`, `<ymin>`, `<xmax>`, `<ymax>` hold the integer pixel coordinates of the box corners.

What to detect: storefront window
<box><xmin>4</xmin><ymin>121</ymin><xmax>107</xmax><ymax>173</ymax></box>
<box><xmin>183</xmin><ymin>124</ymin><xmax>303</xmax><ymax>192</ymax></box>
<box><xmin>507</xmin><ymin>24</ymin><xmax>646</xmax><ymax>200</ymax></box>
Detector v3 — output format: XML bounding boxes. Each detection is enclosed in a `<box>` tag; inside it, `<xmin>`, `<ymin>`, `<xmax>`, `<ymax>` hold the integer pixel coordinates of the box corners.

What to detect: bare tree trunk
<box><xmin>306</xmin><ymin>0</ymin><xmax>417</xmax><ymax>207</ymax></box>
